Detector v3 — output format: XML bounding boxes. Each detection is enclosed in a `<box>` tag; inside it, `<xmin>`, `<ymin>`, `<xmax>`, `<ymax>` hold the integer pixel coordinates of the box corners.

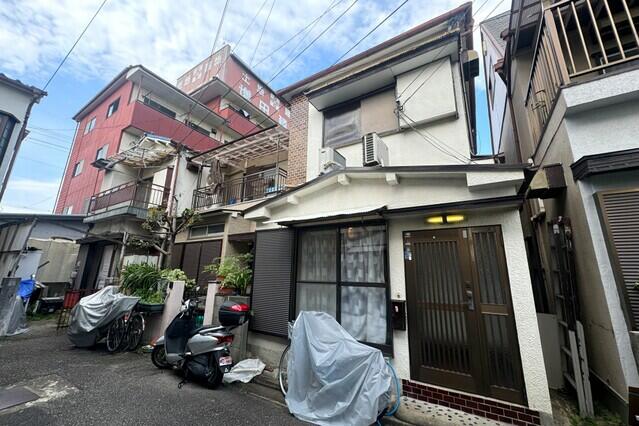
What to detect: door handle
<box><xmin>466</xmin><ymin>290</ymin><xmax>475</xmax><ymax>311</ymax></box>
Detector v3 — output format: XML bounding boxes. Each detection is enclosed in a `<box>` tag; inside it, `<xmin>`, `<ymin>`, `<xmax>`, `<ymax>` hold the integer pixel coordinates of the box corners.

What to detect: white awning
<box><xmin>264</xmin><ymin>204</ymin><xmax>386</xmax><ymax>225</ymax></box>
<box><xmin>191</xmin><ymin>126</ymin><xmax>288</xmax><ymax>168</ymax></box>
<box><xmin>100</xmin><ymin>134</ymin><xmax>177</xmax><ymax>168</ymax></box>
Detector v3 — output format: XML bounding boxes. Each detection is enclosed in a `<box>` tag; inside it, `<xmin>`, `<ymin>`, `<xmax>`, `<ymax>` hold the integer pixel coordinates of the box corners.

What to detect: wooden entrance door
<box><xmin>404</xmin><ymin>226</ymin><xmax>525</xmax><ymax>404</ymax></box>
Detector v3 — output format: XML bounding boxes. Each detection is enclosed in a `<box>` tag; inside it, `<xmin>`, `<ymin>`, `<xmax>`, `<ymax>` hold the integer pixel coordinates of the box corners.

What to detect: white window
<box><xmin>257</xmin><ymin>84</ymin><xmax>265</xmax><ymax>96</ymax></box>
<box><xmin>278</xmin><ymin>116</ymin><xmax>288</xmax><ymax>128</ymax></box>
<box><xmin>259</xmin><ymin>100</ymin><xmax>270</xmax><ymax>114</ymax></box>
<box><xmin>96</xmin><ymin>145</ymin><xmax>108</xmax><ymax>160</ymax></box>
<box><xmin>239</xmin><ymin>84</ymin><xmax>252</xmax><ymax>99</ymax></box>
<box><xmin>62</xmin><ymin>205</ymin><xmax>73</xmax><ymax>215</ymax></box>
<box><xmin>190</xmin><ymin>223</ymin><xmax>225</xmax><ymax>238</ymax></box>
<box><xmin>284</xmin><ymin>107</ymin><xmax>291</xmax><ymax>118</ymax></box>
<box><xmin>73</xmin><ymin>160</ymin><xmax>84</xmax><ymax>177</ymax></box>
<box><xmin>270</xmin><ymin>93</ymin><xmax>280</xmax><ymax>109</ymax></box>
<box><xmin>241</xmin><ymin>72</ymin><xmax>250</xmax><ymax>84</ymax></box>
<box><xmin>106</xmin><ymin>98</ymin><xmax>119</xmax><ymax>118</ymax></box>
<box><xmin>84</xmin><ymin>117</ymin><xmax>96</xmax><ymax>134</ymax></box>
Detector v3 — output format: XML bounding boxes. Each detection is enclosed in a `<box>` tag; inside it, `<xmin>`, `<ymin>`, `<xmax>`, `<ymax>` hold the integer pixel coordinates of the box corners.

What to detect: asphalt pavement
<box><xmin>0</xmin><ymin>319</ymin><xmax>304</xmax><ymax>426</ymax></box>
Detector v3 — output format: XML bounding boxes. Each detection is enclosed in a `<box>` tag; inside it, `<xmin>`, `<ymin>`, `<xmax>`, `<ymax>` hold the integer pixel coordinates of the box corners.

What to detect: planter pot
<box><xmin>137</xmin><ymin>302</ymin><xmax>165</xmax><ymax>313</ymax></box>
<box><xmin>216</xmin><ymin>275</ymin><xmax>225</xmax><ymax>282</ymax></box>
<box><xmin>217</xmin><ymin>287</ymin><xmax>235</xmax><ymax>296</ymax></box>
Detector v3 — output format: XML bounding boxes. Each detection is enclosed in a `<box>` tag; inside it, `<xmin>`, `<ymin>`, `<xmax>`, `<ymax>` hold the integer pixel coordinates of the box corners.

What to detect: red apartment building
<box><xmin>55</xmin><ymin>45</ymin><xmax>287</xmax><ymax>215</ymax></box>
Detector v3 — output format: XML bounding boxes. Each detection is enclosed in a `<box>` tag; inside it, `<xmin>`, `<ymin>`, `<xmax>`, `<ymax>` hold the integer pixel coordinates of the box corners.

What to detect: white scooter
<box><xmin>151</xmin><ymin>299</ymin><xmax>249</xmax><ymax>388</ymax></box>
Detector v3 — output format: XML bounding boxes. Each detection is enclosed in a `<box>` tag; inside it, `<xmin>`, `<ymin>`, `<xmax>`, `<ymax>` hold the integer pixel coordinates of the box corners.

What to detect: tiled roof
<box><xmin>480</xmin><ymin>10</ymin><xmax>510</xmax><ymax>53</ymax></box>
<box><xmin>0</xmin><ymin>73</ymin><xmax>47</xmax><ymax>98</ymax></box>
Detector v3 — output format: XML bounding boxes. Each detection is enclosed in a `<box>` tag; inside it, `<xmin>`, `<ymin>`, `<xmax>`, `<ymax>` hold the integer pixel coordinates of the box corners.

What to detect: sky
<box><xmin>0</xmin><ymin>0</ymin><xmax>510</xmax><ymax>214</ymax></box>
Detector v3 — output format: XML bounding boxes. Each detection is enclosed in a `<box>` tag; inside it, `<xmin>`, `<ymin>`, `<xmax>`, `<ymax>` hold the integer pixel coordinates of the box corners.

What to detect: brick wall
<box><xmin>402</xmin><ymin>380</ymin><xmax>541</xmax><ymax>425</ymax></box>
<box><xmin>286</xmin><ymin>94</ymin><xmax>309</xmax><ymax>187</ymax></box>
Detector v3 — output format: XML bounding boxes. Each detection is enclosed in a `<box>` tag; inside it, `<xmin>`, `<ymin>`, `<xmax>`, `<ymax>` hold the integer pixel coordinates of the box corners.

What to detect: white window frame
<box><xmin>96</xmin><ymin>144</ymin><xmax>108</xmax><ymax>161</ymax></box>
<box><xmin>278</xmin><ymin>116</ymin><xmax>288</xmax><ymax>128</ymax></box>
<box><xmin>73</xmin><ymin>160</ymin><xmax>84</xmax><ymax>177</ymax></box>
<box><xmin>269</xmin><ymin>93</ymin><xmax>280</xmax><ymax>109</ymax></box>
<box><xmin>62</xmin><ymin>205</ymin><xmax>73</xmax><ymax>215</ymax></box>
<box><xmin>239</xmin><ymin>84</ymin><xmax>252</xmax><ymax>100</ymax></box>
<box><xmin>284</xmin><ymin>107</ymin><xmax>291</xmax><ymax>118</ymax></box>
<box><xmin>242</xmin><ymin>72</ymin><xmax>250</xmax><ymax>84</ymax></box>
<box><xmin>84</xmin><ymin>117</ymin><xmax>96</xmax><ymax>134</ymax></box>
<box><xmin>259</xmin><ymin>100</ymin><xmax>270</xmax><ymax>115</ymax></box>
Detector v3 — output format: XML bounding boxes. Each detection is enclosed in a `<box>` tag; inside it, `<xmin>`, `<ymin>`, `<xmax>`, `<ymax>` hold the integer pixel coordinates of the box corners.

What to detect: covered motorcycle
<box><xmin>285</xmin><ymin>311</ymin><xmax>392</xmax><ymax>426</ymax></box>
<box><xmin>67</xmin><ymin>286</ymin><xmax>139</xmax><ymax>347</ymax></box>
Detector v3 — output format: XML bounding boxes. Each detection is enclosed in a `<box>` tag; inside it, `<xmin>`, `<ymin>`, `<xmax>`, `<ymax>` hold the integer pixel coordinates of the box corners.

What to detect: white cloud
<box><xmin>0</xmin><ymin>178</ymin><xmax>60</xmax><ymax>214</ymax></box>
<box><xmin>0</xmin><ymin>0</ymin><xmax>512</xmax><ymax>91</ymax></box>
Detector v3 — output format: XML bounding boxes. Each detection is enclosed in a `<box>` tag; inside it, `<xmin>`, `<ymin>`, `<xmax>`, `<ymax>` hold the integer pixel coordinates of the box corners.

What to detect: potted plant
<box><xmin>203</xmin><ymin>254</ymin><xmax>253</xmax><ymax>296</ymax></box>
<box><xmin>120</xmin><ymin>264</ymin><xmax>194</xmax><ymax>311</ymax></box>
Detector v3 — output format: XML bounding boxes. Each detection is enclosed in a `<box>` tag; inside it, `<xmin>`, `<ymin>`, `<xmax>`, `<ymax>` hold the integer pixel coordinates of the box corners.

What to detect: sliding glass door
<box><xmin>295</xmin><ymin>224</ymin><xmax>390</xmax><ymax>348</ymax></box>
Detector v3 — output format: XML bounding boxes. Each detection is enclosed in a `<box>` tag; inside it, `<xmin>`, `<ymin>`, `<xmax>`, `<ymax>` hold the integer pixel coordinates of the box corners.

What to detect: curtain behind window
<box><xmin>323</xmin><ymin>103</ymin><xmax>360</xmax><ymax>148</ymax></box>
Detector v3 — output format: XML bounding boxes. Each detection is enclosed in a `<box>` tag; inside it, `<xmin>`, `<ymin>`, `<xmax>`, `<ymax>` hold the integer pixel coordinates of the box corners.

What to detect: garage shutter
<box><xmin>251</xmin><ymin>229</ymin><xmax>294</xmax><ymax>336</ymax></box>
<box><xmin>597</xmin><ymin>189</ymin><xmax>639</xmax><ymax>329</ymax></box>
<box><xmin>170</xmin><ymin>244</ymin><xmax>184</xmax><ymax>269</ymax></box>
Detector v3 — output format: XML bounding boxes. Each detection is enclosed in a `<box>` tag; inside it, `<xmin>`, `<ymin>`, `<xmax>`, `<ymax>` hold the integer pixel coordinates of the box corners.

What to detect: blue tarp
<box><xmin>17</xmin><ymin>279</ymin><xmax>36</xmax><ymax>300</ymax></box>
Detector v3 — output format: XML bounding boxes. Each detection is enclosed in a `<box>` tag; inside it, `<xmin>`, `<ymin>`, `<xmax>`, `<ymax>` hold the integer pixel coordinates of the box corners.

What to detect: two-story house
<box><xmin>481</xmin><ymin>0</ymin><xmax>639</xmax><ymax>421</ymax></box>
<box><xmin>239</xmin><ymin>3</ymin><xmax>553</xmax><ymax>425</ymax></box>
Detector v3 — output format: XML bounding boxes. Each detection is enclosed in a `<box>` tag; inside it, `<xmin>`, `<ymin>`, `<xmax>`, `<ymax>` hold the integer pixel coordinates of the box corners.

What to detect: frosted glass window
<box><xmin>297</xmin><ymin>229</ymin><xmax>336</xmax><ymax>282</ymax></box>
<box><xmin>341</xmin><ymin>286</ymin><xmax>387</xmax><ymax>344</ymax></box>
<box><xmin>296</xmin><ymin>283</ymin><xmax>337</xmax><ymax>318</ymax></box>
<box><xmin>341</xmin><ymin>226</ymin><xmax>385</xmax><ymax>283</ymax></box>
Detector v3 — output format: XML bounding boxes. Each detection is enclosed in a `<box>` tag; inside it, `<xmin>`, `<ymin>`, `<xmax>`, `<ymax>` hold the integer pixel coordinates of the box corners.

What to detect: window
<box><xmin>72</xmin><ymin>160</ymin><xmax>84</xmax><ymax>176</ymax></box>
<box><xmin>257</xmin><ymin>84</ymin><xmax>265</xmax><ymax>96</ymax></box>
<box><xmin>295</xmin><ymin>224</ymin><xmax>389</xmax><ymax>346</ymax></box>
<box><xmin>269</xmin><ymin>93</ymin><xmax>280</xmax><ymax>109</ymax></box>
<box><xmin>62</xmin><ymin>205</ymin><xmax>73</xmax><ymax>215</ymax></box>
<box><xmin>84</xmin><ymin>117</ymin><xmax>96</xmax><ymax>134</ymax></box>
<box><xmin>239</xmin><ymin>84</ymin><xmax>252</xmax><ymax>99</ymax></box>
<box><xmin>143</xmin><ymin>96</ymin><xmax>176</xmax><ymax>119</ymax></box>
<box><xmin>284</xmin><ymin>107</ymin><xmax>290</xmax><ymax>118</ymax></box>
<box><xmin>278</xmin><ymin>116</ymin><xmax>288</xmax><ymax>128</ymax></box>
<box><xmin>323</xmin><ymin>102</ymin><xmax>360</xmax><ymax>148</ymax></box>
<box><xmin>95</xmin><ymin>145</ymin><xmax>108</xmax><ymax>161</ymax></box>
<box><xmin>241</xmin><ymin>72</ymin><xmax>250</xmax><ymax>84</ymax></box>
<box><xmin>185</xmin><ymin>120</ymin><xmax>210</xmax><ymax>136</ymax></box>
<box><xmin>189</xmin><ymin>223</ymin><xmax>225</xmax><ymax>239</ymax></box>
<box><xmin>0</xmin><ymin>113</ymin><xmax>17</xmax><ymax>161</ymax></box>
<box><xmin>106</xmin><ymin>98</ymin><xmax>120</xmax><ymax>118</ymax></box>
<box><xmin>259</xmin><ymin>100</ymin><xmax>269</xmax><ymax>114</ymax></box>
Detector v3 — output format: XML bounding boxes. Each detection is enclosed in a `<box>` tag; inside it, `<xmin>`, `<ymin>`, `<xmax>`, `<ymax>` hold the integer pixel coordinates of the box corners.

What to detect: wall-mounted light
<box><xmin>426</xmin><ymin>214</ymin><xmax>466</xmax><ymax>225</ymax></box>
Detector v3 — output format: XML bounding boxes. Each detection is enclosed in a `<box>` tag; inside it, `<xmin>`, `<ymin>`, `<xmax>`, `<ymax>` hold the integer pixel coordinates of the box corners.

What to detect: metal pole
<box><xmin>211</xmin><ymin>0</ymin><xmax>230</xmax><ymax>56</ymax></box>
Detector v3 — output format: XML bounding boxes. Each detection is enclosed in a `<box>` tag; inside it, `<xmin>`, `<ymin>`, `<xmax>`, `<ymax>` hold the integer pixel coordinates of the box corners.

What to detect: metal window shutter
<box><xmin>198</xmin><ymin>240</ymin><xmax>222</xmax><ymax>287</ymax></box>
<box><xmin>170</xmin><ymin>244</ymin><xmax>184</xmax><ymax>269</ymax></box>
<box><xmin>251</xmin><ymin>229</ymin><xmax>294</xmax><ymax>336</ymax></box>
<box><xmin>599</xmin><ymin>189</ymin><xmax>639</xmax><ymax>329</ymax></box>
<box><xmin>181</xmin><ymin>243</ymin><xmax>202</xmax><ymax>283</ymax></box>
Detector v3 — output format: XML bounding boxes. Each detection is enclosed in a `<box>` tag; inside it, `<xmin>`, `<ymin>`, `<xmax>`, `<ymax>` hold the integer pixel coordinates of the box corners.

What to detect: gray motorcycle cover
<box><xmin>67</xmin><ymin>286</ymin><xmax>139</xmax><ymax>347</ymax></box>
<box><xmin>285</xmin><ymin>311</ymin><xmax>391</xmax><ymax>426</ymax></box>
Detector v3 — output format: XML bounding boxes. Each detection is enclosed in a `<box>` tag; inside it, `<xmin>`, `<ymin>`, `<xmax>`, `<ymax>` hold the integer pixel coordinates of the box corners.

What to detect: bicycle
<box><xmin>106</xmin><ymin>307</ymin><xmax>145</xmax><ymax>352</ymax></box>
<box><xmin>278</xmin><ymin>320</ymin><xmax>401</xmax><ymax>422</ymax></box>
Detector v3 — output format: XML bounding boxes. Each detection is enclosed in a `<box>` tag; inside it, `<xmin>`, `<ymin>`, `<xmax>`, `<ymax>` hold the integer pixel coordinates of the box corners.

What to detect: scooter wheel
<box><xmin>151</xmin><ymin>345</ymin><xmax>170</xmax><ymax>369</ymax></box>
<box><xmin>206</xmin><ymin>355</ymin><xmax>223</xmax><ymax>389</ymax></box>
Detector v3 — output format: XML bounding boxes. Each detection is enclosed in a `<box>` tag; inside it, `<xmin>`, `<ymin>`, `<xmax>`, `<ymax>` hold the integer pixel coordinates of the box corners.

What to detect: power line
<box><xmin>331</xmin><ymin>0</ymin><xmax>409</xmax><ymax>66</ymax></box>
<box><xmin>42</xmin><ymin>0</ymin><xmax>109</xmax><ymax>90</ymax></box>
<box><xmin>250</xmin><ymin>0</ymin><xmax>277</xmax><ymax>66</ymax></box>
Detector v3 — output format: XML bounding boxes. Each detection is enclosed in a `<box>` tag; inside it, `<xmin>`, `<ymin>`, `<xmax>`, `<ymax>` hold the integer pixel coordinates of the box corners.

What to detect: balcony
<box><xmin>87</xmin><ymin>181</ymin><xmax>168</xmax><ymax>221</ymax></box>
<box><xmin>526</xmin><ymin>0</ymin><xmax>639</xmax><ymax>144</ymax></box>
<box><xmin>193</xmin><ymin>168</ymin><xmax>287</xmax><ymax>210</ymax></box>
<box><xmin>129</xmin><ymin>101</ymin><xmax>221</xmax><ymax>153</ymax></box>
<box><xmin>218</xmin><ymin>107</ymin><xmax>257</xmax><ymax>135</ymax></box>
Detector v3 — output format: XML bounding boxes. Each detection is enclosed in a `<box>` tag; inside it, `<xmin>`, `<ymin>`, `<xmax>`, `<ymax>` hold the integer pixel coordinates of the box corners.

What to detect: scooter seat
<box><xmin>189</xmin><ymin>324</ymin><xmax>225</xmax><ymax>336</ymax></box>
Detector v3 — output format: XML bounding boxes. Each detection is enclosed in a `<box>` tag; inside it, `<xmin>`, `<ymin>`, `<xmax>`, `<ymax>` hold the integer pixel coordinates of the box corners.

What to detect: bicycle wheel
<box><xmin>106</xmin><ymin>317</ymin><xmax>126</xmax><ymax>352</ymax></box>
<box><xmin>126</xmin><ymin>313</ymin><xmax>145</xmax><ymax>351</ymax></box>
<box><xmin>278</xmin><ymin>344</ymin><xmax>290</xmax><ymax>396</ymax></box>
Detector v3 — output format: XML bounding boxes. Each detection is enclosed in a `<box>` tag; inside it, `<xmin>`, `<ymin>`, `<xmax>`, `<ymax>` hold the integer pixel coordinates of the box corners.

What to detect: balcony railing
<box><xmin>88</xmin><ymin>181</ymin><xmax>168</xmax><ymax>216</ymax></box>
<box><xmin>526</xmin><ymin>0</ymin><xmax>639</xmax><ymax>144</ymax></box>
<box><xmin>193</xmin><ymin>168</ymin><xmax>287</xmax><ymax>210</ymax></box>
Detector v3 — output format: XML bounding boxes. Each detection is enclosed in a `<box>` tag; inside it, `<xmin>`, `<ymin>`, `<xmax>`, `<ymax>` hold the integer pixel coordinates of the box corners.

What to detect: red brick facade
<box><xmin>285</xmin><ymin>94</ymin><xmax>309</xmax><ymax>187</ymax></box>
<box><xmin>402</xmin><ymin>379</ymin><xmax>541</xmax><ymax>425</ymax></box>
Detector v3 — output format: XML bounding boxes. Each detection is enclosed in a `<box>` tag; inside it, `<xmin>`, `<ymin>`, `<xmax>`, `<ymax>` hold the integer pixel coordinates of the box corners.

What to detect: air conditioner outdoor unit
<box><xmin>319</xmin><ymin>147</ymin><xmax>346</xmax><ymax>174</ymax></box>
<box><xmin>362</xmin><ymin>132</ymin><xmax>389</xmax><ymax>167</ymax></box>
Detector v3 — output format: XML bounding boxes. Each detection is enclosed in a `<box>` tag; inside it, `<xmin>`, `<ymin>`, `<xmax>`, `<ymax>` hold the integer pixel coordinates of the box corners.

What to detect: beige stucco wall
<box><xmin>304</xmin><ymin>56</ymin><xmax>472</xmax><ymax>180</ymax></box>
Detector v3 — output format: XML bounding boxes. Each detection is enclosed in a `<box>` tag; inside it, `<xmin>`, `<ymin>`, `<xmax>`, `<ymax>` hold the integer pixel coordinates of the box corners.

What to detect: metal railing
<box><xmin>88</xmin><ymin>181</ymin><xmax>168</xmax><ymax>215</ymax></box>
<box><xmin>193</xmin><ymin>168</ymin><xmax>287</xmax><ymax>210</ymax></box>
<box><xmin>526</xmin><ymin>0</ymin><xmax>639</xmax><ymax>144</ymax></box>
